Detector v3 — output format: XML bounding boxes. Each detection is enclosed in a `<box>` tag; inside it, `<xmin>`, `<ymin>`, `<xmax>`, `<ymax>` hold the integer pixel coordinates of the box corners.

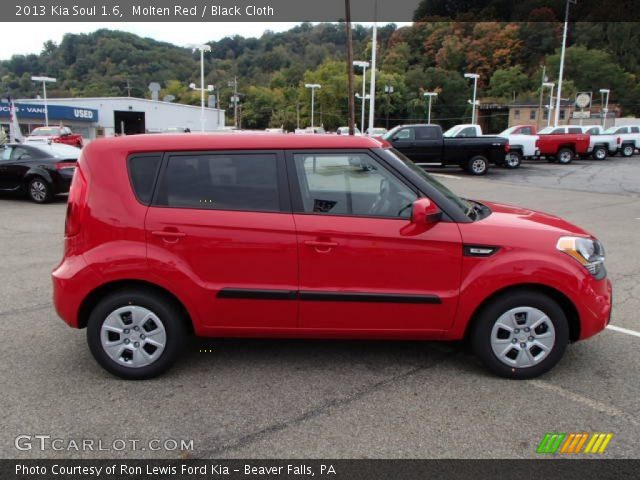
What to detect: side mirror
<box><xmin>411</xmin><ymin>198</ymin><xmax>442</xmax><ymax>225</ymax></box>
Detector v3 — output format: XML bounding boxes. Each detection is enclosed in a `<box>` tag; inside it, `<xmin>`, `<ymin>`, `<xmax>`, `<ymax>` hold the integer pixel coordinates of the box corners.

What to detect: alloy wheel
<box><xmin>29</xmin><ymin>180</ymin><xmax>47</xmax><ymax>202</ymax></box>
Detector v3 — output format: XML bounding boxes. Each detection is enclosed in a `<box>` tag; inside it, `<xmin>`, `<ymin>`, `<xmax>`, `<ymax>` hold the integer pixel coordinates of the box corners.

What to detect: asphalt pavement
<box><xmin>0</xmin><ymin>156</ymin><xmax>638</xmax><ymax>459</ymax></box>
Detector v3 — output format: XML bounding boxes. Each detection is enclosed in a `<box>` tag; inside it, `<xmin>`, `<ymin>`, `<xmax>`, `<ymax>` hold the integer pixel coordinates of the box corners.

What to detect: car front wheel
<box><xmin>27</xmin><ymin>177</ymin><xmax>53</xmax><ymax>203</ymax></box>
<box><xmin>471</xmin><ymin>291</ymin><xmax>569</xmax><ymax>379</ymax></box>
<box><xmin>592</xmin><ymin>146</ymin><xmax>607</xmax><ymax>160</ymax></box>
<box><xmin>87</xmin><ymin>289</ymin><xmax>187</xmax><ymax>380</ymax></box>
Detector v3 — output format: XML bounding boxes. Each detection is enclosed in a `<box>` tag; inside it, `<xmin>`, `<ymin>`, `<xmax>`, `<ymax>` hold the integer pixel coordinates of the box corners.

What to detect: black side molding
<box><xmin>217</xmin><ymin>288</ymin><xmax>297</xmax><ymax>300</ymax></box>
<box><xmin>299</xmin><ymin>291</ymin><xmax>441</xmax><ymax>304</ymax></box>
<box><xmin>217</xmin><ymin>288</ymin><xmax>441</xmax><ymax>304</ymax></box>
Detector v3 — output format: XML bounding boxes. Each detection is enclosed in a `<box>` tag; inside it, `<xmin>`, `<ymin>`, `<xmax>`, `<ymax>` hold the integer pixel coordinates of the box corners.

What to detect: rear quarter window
<box><xmin>128</xmin><ymin>154</ymin><xmax>162</xmax><ymax>205</ymax></box>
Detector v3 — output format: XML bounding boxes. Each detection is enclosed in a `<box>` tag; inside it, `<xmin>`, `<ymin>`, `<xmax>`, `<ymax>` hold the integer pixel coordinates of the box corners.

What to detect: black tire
<box><xmin>27</xmin><ymin>176</ymin><xmax>53</xmax><ymax>203</ymax></box>
<box><xmin>556</xmin><ymin>147</ymin><xmax>574</xmax><ymax>164</ymax></box>
<box><xmin>592</xmin><ymin>146</ymin><xmax>607</xmax><ymax>161</ymax></box>
<box><xmin>87</xmin><ymin>288</ymin><xmax>188</xmax><ymax>380</ymax></box>
<box><xmin>471</xmin><ymin>291</ymin><xmax>569</xmax><ymax>379</ymax></box>
<box><xmin>504</xmin><ymin>151</ymin><xmax>522</xmax><ymax>169</ymax></box>
<box><xmin>467</xmin><ymin>155</ymin><xmax>489</xmax><ymax>176</ymax></box>
<box><xmin>621</xmin><ymin>144</ymin><xmax>635</xmax><ymax>157</ymax></box>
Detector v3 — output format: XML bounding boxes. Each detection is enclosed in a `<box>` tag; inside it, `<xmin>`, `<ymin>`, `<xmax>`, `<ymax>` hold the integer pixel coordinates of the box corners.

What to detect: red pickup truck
<box><xmin>535</xmin><ymin>126</ymin><xmax>590</xmax><ymax>164</ymax></box>
<box><xmin>25</xmin><ymin>126</ymin><xmax>83</xmax><ymax>148</ymax></box>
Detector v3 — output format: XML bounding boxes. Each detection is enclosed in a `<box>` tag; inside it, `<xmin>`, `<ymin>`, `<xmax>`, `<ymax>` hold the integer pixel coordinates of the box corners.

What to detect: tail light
<box><xmin>617</xmin><ymin>136</ymin><xmax>621</xmax><ymax>145</ymax></box>
<box><xmin>55</xmin><ymin>162</ymin><xmax>76</xmax><ymax>171</ymax></box>
<box><xmin>505</xmin><ymin>143</ymin><xmax>510</xmax><ymax>153</ymax></box>
<box><xmin>65</xmin><ymin>166</ymin><xmax>87</xmax><ymax>238</ymax></box>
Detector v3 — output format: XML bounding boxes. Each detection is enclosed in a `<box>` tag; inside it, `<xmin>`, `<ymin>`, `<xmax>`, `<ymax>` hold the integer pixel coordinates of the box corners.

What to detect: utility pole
<box><xmin>345</xmin><ymin>0</ymin><xmax>356</xmax><ymax>135</ymax></box>
<box><xmin>368</xmin><ymin>0</ymin><xmax>378</xmax><ymax>132</ymax></box>
<box><xmin>296</xmin><ymin>102</ymin><xmax>300</xmax><ymax>130</ymax></box>
<box><xmin>384</xmin><ymin>85</ymin><xmax>393</xmax><ymax>130</ymax></box>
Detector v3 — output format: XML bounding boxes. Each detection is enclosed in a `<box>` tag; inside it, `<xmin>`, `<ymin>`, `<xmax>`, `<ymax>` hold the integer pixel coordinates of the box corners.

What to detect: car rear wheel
<box><xmin>27</xmin><ymin>177</ymin><xmax>53</xmax><ymax>204</ymax></box>
<box><xmin>504</xmin><ymin>151</ymin><xmax>522</xmax><ymax>169</ymax></box>
<box><xmin>592</xmin><ymin>146</ymin><xmax>607</xmax><ymax>160</ymax></box>
<box><xmin>87</xmin><ymin>289</ymin><xmax>187</xmax><ymax>380</ymax></box>
<box><xmin>621</xmin><ymin>144</ymin><xmax>635</xmax><ymax>157</ymax></box>
<box><xmin>467</xmin><ymin>155</ymin><xmax>489</xmax><ymax>175</ymax></box>
<box><xmin>556</xmin><ymin>148</ymin><xmax>574</xmax><ymax>164</ymax></box>
<box><xmin>471</xmin><ymin>291</ymin><xmax>569</xmax><ymax>379</ymax></box>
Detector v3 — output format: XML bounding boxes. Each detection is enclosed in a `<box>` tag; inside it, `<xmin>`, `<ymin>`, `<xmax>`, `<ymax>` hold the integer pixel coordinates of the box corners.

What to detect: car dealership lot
<box><xmin>1</xmin><ymin>158</ymin><xmax>639</xmax><ymax>459</ymax></box>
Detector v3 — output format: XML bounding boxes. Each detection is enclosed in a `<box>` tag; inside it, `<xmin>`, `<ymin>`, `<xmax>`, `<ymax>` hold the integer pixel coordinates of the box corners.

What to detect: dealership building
<box><xmin>0</xmin><ymin>97</ymin><xmax>226</xmax><ymax>140</ymax></box>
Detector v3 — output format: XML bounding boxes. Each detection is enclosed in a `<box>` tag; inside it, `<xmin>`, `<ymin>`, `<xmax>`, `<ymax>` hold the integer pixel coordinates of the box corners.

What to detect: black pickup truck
<box><xmin>382</xmin><ymin>124</ymin><xmax>509</xmax><ymax>175</ymax></box>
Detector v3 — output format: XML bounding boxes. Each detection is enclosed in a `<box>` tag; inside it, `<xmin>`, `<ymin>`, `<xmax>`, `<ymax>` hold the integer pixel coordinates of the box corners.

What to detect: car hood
<box><xmin>459</xmin><ymin>200</ymin><xmax>593</xmax><ymax>248</ymax></box>
<box><xmin>26</xmin><ymin>135</ymin><xmax>56</xmax><ymax>141</ymax></box>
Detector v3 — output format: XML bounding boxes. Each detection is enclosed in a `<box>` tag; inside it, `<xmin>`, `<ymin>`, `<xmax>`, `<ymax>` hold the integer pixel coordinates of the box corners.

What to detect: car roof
<box><xmin>86</xmin><ymin>133</ymin><xmax>385</xmax><ymax>153</ymax></box>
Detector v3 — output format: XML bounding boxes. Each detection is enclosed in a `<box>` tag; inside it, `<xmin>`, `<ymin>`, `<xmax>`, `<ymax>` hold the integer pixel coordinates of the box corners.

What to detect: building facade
<box><xmin>1</xmin><ymin>97</ymin><xmax>226</xmax><ymax>140</ymax></box>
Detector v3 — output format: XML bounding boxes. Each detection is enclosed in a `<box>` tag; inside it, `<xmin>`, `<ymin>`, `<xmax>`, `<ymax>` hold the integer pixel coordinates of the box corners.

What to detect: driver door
<box><xmin>287</xmin><ymin>151</ymin><xmax>463</xmax><ymax>332</ymax></box>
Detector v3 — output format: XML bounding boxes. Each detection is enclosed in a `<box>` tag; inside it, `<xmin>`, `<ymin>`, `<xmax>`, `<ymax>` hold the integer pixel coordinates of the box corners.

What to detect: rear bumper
<box><xmin>52</xmin><ymin>253</ymin><xmax>100</xmax><ymax>328</ymax></box>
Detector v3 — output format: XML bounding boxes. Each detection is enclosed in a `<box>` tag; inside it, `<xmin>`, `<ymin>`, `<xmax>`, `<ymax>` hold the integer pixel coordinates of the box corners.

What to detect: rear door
<box><xmin>287</xmin><ymin>149</ymin><xmax>462</xmax><ymax>333</ymax></box>
<box><xmin>144</xmin><ymin>150</ymin><xmax>298</xmax><ymax>329</ymax></box>
<box><xmin>412</xmin><ymin>126</ymin><xmax>443</xmax><ymax>164</ymax></box>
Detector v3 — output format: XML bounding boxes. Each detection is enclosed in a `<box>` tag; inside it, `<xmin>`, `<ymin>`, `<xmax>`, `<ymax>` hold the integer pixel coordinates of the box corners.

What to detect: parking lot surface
<box><xmin>1</xmin><ymin>157</ymin><xmax>639</xmax><ymax>459</ymax></box>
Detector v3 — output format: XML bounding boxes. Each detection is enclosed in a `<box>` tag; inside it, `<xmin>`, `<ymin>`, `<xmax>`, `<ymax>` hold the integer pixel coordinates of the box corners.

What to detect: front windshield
<box><xmin>31</xmin><ymin>143</ymin><xmax>81</xmax><ymax>159</ymax></box>
<box><xmin>500</xmin><ymin>126</ymin><xmax>517</xmax><ymax>136</ymax></box>
<box><xmin>603</xmin><ymin>126</ymin><xmax>618</xmax><ymax>134</ymax></box>
<box><xmin>381</xmin><ymin>147</ymin><xmax>474</xmax><ymax>218</ymax></box>
<box><xmin>443</xmin><ymin>126</ymin><xmax>463</xmax><ymax>137</ymax></box>
<box><xmin>381</xmin><ymin>126</ymin><xmax>400</xmax><ymax>141</ymax></box>
<box><xmin>538</xmin><ymin>127</ymin><xmax>554</xmax><ymax>134</ymax></box>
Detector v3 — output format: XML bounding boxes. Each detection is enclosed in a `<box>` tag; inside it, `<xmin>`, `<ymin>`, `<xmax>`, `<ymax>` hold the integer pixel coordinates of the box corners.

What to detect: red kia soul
<box><xmin>52</xmin><ymin>134</ymin><xmax>612</xmax><ymax>380</ymax></box>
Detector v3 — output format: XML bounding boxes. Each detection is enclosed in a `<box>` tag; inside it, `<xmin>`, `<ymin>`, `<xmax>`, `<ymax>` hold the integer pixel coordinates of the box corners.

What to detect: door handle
<box><xmin>304</xmin><ymin>240</ymin><xmax>338</xmax><ymax>252</ymax></box>
<box><xmin>151</xmin><ymin>230</ymin><xmax>186</xmax><ymax>242</ymax></box>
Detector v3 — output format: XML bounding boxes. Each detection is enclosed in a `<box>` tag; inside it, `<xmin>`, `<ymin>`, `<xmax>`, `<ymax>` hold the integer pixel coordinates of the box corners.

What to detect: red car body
<box><xmin>27</xmin><ymin>126</ymin><xmax>83</xmax><ymax>148</ymax></box>
<box><xmin>52</xmin><ymin>134</ymin><xmax>611</xmax><ymax>378</ymax></box>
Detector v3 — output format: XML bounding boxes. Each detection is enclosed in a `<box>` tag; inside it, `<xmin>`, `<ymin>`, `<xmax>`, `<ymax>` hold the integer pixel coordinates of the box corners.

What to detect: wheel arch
<box><xmin>464</xmin><ymin>283</ymin><xmax>580</xmax><ymax>343</ymax></box>
<box><xmin>77</xmin><ymin>279</ymin><xmax>194</xmax><ymax>334</ymax></box>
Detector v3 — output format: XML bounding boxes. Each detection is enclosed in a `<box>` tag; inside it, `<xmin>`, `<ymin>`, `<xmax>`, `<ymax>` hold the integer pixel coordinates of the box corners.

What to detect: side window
<box><xmin>394</xmin><ymin>128</ymin><xmax>414</xmax><ymax>140</ymax></box>
<box><xmin>618</xmin><ymin>127</ymin><xmax>629</xmax><ymax>134</ymax></box>
<box><xmin>156</xmin><ymin>153</ymin><xmax>280</xmax><ymax>212</ymax></box>
<box><xmin>415</xmin><ymin>127</ymin><xmax>438</xmax><ymax>140</ymax></box>
<box><xmin>568</xmin><ymin>127</ymin><xmax>582</xmax><ymax>134</ymax></box>
<box><xmin>520</xmin><ymin>127</ymin><xmax>533</xmax><ymax>135</ymax></box>
<box><xmin>631</xmin><ymin>127</ymin><xmax>639</xmax><ymax>133</ymax></box>
<box><xmin>458</xmin><ymin>127</ymin><xmax>477</xmax><ymax>137</ymax></box>
<box><xmin>11</xmin><ymin>147</ymin><xmax>31</xmax><ymax>160</ymax></box>
<box><xmin>551</xmin><ymin>128</ymin><xmax>565</xmax><ymax>134</ymax></box>
<box><xmin>586</xmin><ymin>127</ymin><xmax>599</xmax><ymax>135</ymax></box>
<box><xmin>128</xmin><ymin>155</ymin><xmax>162</xmax><ymax>204</ymax></box>
<box><xmin>1</xmin><ymin>146</ymin><xmax>12</xmax><ymax>161</ymax></box>
<box><xmin>293</xmin><ymin>153</ymin><xmax>417</xmax><ymax>219</ymax></box>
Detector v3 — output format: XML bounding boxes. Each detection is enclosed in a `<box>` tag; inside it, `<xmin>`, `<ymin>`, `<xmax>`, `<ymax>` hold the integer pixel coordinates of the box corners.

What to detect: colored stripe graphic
<box><xmin>537</xmin><ymin>433</ymin><xmax>566</xmax><ymax>454</ymax></box>
<box><xmin>538</xmin><ymin>432</ymin><xmax>613</xmax><ymax>454</ymax></box>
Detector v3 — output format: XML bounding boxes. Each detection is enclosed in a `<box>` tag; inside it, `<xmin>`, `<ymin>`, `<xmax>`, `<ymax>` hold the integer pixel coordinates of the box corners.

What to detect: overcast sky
<box><xmin>0</xmin><ymin>22</ymin><xmax>407</xmax><ymax>60</ymax></box>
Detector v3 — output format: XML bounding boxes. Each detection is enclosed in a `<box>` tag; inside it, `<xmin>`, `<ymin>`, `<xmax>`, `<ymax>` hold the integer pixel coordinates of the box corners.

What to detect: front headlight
<box><xmin>556</xmin><ymin>236</ymin><xmax>606</xmax><ymax>279</ymax></box>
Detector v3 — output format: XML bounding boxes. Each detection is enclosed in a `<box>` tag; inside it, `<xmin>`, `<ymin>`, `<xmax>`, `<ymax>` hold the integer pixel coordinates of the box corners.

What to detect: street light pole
<box><xmin>543</xmin><ymin>82</ymin><xmax>555</xmax><ymax>127</ymax></box>
<box><xmin>305</xmin><ymin>83</ymin><xmax>321</xmax><ymax>128</ymax></box>
<box><xmin>423</xmin><ymin>92</ymin><xmax>438</xmax><ymax>124</ymax></box>
<box><xmin>384</xmin><ymin>85</ymin><xmax>393</xmax><ymax>130</ymax></box>
<box><xmin>555</xmin><ymin>0</ymin><xmax>575</xmax><ymax>127</ymax></box>
<box><xmin>353</xmin><ymin>60</ymin><xmax>369</xmax><ymax>133</ymax></box>
<box><xmin>599</xmin><ymin>88</ymin><xmax>610</xmax><ymax>128</ymax></box>
<box><xmin>464</xmin><ymin>73</ymin><xmax>480</xmax><ymax>124</ymax></box>
<box><xmin>368</xmin><ymin>0</ymin><xmax>378</xmax><ymax>133</ymax></box>
<box><xmin>31</xmin><ymin>76</ymin><xmax>56</xmax><ymax>126</ymax></box>
<box><xmin>187</xmin><ymin>44</ymin><xmax>211</xmax><ymax>132</ymax></box>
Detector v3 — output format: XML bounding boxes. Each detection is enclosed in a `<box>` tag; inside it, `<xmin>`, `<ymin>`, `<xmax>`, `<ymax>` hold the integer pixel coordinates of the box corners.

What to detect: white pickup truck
<box><xmin>578</xmin><ymin>125</ymin><xmax>619</xmax><ymax>160</ymax></box>
<box><xmin>603</xmin><ymin>125</ymin><xmax>640</xmax><ymax>157</ymax></box>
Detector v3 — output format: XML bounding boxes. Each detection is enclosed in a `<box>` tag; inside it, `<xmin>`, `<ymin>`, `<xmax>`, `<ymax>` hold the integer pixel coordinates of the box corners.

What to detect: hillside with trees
<box><xmin>1</xmin><ymin>21</ymin><xmax>639</xmax><ymax>131</ymax></box>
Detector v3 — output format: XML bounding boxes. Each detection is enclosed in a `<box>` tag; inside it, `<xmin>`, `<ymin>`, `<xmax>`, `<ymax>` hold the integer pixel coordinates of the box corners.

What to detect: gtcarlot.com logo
<box><xmin>537</xmin><ymin>432</ymin><xmax>613</xmax><ymax>455</ymax></box>
<box><xmin>15</xmin><ymin>435</ymin><xmax>194</xmax><ymax>452</ymax></box>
